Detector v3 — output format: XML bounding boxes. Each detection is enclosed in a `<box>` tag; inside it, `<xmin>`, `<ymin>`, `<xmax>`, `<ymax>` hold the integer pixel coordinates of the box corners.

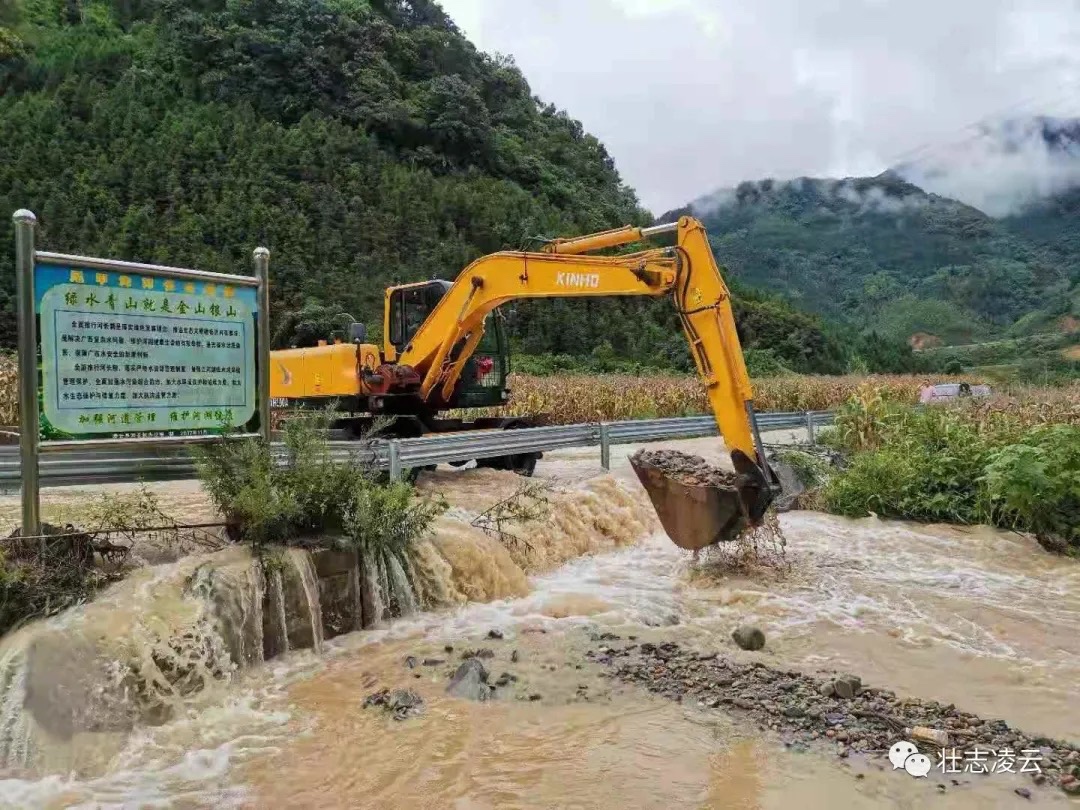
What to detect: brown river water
<box><xmin>0</xmin><ymin>436</ymin><xmax>1077</xmax><ymax>809</ymax></box>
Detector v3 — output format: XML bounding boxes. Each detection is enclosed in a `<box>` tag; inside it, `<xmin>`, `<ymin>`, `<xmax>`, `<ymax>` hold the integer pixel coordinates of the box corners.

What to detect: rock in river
<box><xmin>446</xmin><ymin>658</ymin><xmax>491</xmax><ymax>702</ymax></box>
<box><xmin>833</xmin><ymin>674</ymin><xmax>862</xmax><ymax>699</ymax></box>
<box><xmin>732</xmin><ymin>625</ymin><xmax>766</xmax><ymax>651</ymax></box>
<box><xmin>363</xmin><ymin>688</ymin><xmax>425</xmax><ymax>720</ymax></box>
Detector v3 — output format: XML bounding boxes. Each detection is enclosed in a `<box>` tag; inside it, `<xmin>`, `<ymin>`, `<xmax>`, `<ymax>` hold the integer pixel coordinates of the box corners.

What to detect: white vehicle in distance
<box><xmin>919</xmin><ymin>382</ymin><xmax>992</xmax><ymax>403</ymax></box>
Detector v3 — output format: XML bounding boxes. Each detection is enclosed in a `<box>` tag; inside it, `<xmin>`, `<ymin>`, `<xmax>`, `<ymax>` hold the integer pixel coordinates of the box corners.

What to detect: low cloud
<box><xmin>894</xmin><ymin>118</ymin><xmax>1080</xmax><ymax>216</ymax></box>
<box><xmin>690</xmin><ymin>177</ymin><xmax>930</xmax><ymax>218</ymax></box>
<box><xmin>439</xmin><ymin>0</ymin><xmax>1080</xmax><ymax>214</ymax></box>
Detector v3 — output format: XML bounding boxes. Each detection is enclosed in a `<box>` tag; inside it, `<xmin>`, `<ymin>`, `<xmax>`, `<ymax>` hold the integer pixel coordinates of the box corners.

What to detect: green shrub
<box><xmin>340</xmin><ymin>480</ymin><xmax>447</xmax><ymax>614</ymax></box>
<box><xmin>982</xmin><ymin>425</ymin><xmax>1080</xmax><ymax>548</ymax></box>
<box><xmin>75</xmin><ymin>484</ymin><xmax>174</xmax><ymax>533</ymax></box>
<box><xmin>194</xmin><ymin>409</ymin><xmax>446</xmax><ymax>566</ymax></box>
<box><xmin>194</xmin><ymin>426</ymin><xmax>293</xmax><ymax>546</ymax></box>
<box><xmin>824</xmin><ymin>436</ymin><xmax>990</xmax><ymax>524</ymax></box>
<box><xmin>774</xmin><ymin>449</ymin><xmax>830</xmax><ymax>488</ymax></box>
<box><xmin>341</xmin><ymin>481</ymin><xmax>446</xmax><ymax>561</ymax></box>
<box><xmin>744</xmin><ymin>348</ymin><xmax>791</xmax><ymax>378</ymax></box>
<box><xmin>821</xmin><ymin>397</ymin><xmax>1080</xmax><ymax>553</ymax></box>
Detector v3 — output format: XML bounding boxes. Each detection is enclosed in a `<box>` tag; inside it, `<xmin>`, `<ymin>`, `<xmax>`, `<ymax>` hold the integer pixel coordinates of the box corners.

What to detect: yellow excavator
<box><xmin>270</xmin><ymin>216</ymin><xmax>781</xmax><ymax>548</ymax></box>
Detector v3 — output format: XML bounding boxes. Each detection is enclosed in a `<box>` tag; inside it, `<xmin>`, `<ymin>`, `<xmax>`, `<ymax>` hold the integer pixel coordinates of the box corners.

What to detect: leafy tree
<box><xmin>272</xmin><ymin>298</ymin><xmax>359</xmax><ymax>349</ymax></box>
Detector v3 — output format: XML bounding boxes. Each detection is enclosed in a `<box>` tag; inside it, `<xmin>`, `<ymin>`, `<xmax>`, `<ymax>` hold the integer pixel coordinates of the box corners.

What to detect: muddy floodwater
<box><xmin>0</xmin><ymin>436</ymin><xmax>1077</xmax><ymax>809</ymax></box>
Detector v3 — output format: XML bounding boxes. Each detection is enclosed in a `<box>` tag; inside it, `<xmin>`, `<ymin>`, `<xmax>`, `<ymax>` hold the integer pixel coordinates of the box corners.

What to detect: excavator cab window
<box><xmin>450</xmin><ymin>310</ymin><xmax>510</xmax><ymax>409</ymax></box>
<box><xmin>388</xmin><ymin>280</ymin><xmax>452</xmax><ymax>354</ymax></box>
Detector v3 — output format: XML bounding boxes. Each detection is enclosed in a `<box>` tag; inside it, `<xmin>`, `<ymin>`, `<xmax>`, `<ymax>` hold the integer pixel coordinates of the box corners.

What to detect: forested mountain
<box><xmin>0</xmin><ymin>0</ymin><xmax>641</xmax><ymax>341</ymax></box>
<box><xmin>665</xmin><ymin>173</ymin><xmax>1080</xmax><ymax>347</ymax></box>
<box><xmin>998</xmin><ymin>188</ymin><xmax>1080</xmax><ymax>335</ymax></box>
<box><xmin>0</xmin><ymin>0</ymin><xmax>864</xmax><ymax>376</ymax></box>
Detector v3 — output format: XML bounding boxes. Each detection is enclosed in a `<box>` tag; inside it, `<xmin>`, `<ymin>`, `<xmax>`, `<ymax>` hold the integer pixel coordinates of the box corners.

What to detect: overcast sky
<box><xmin>439</xmin><ymin>0</ymin><xmax>1080</xmax><ymax>214</ymax></box>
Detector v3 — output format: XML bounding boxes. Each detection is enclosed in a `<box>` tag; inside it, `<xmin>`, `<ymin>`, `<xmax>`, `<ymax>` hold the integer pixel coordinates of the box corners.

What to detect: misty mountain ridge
<box><xmin>664</xmin><ymin>158</ymin><xmax>1080</xmax><ymax>347</ymax></box>
<box><xmin>892</xmin><ymin>115</ymin><xmax>1080</xmax><ymax>217</ymax></box>
<box><xmin>689</xmin><ymin>115</ymin><xmax>1080</xmax><ymax>221</ymax></box>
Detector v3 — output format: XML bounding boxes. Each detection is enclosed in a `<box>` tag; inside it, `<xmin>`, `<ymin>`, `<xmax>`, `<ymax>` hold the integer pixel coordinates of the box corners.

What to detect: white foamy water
<box><xmin>0</xmin><ymin>687</ymin><xmax>293</xmax><ymax>809</ymax></box>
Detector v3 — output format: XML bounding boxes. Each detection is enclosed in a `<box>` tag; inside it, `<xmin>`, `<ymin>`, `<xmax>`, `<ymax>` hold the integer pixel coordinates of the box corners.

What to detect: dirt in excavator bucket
<box><xmin>629</xmin><ymin>449</ymin><xmax>755</xmax><ymax>551</ymax></box>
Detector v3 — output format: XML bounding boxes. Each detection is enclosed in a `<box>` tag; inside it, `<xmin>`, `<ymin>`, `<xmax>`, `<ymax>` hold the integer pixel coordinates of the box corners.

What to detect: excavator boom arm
<box><xmin>397</xmin><ymin>216</ymin><xmax>779</xmax><ymax>545</ymax></box>
<box><xmin>399</xmin><ymin>216</ymin><xmax>759</xmax><ymax>463</ymax></box>
<box><xmin>399</xmin><ymin>249</ymin><xmax>678</xmax><ymax>403</ymax></box>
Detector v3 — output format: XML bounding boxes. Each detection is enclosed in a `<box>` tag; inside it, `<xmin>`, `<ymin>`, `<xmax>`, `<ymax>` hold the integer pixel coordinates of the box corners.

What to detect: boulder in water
<box><xmin>833</xmin><ymin>674</ymin><xmax>862</xmax><ymax>699</ymax></box>
<box><xmin>363</xmin><ymin>688</ymin><xmax>425</xmax><ymax>720</ymax></box>
<box><xmin>768</xmin><ymin>454</ymin><xmax>806</xmax><ymax>512</ymax></box>
<box><xmin>732</xmin><ymin>624</ymin><xmax>766</xmax><ymax>651</ymax></box>
<box><xmin>23</xmin><ymin>635</ymin><xmax>141</xmax><ymax>738</ymax></box>
<box><xmin>386</xmin><ymin>689</ymin><xmax>424</xmax><ymax>720</ymax></box>
<box><xmin>446</xmin><ymin>658</ymin><xmax>491</xmax><ymax>702</ymax></box>
<box><xmin>1037</xmin><ymin>533</ymin><xmax>1071</xmax><ymax>555</ymax></box>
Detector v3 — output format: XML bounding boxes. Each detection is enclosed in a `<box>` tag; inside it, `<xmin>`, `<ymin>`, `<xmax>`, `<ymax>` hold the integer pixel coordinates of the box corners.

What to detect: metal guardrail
<box><xmin>0</xmin><ymin>410</ymin><xmax>835</xmax><ymax>488</ymax></box>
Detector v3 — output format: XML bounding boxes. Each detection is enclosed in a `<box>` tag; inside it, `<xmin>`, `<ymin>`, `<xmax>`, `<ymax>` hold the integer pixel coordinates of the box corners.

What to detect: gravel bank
<box><xmin>589</xmin><ymin>638</ymin><xmax>1080</xmax><ymax>796</ymax></box>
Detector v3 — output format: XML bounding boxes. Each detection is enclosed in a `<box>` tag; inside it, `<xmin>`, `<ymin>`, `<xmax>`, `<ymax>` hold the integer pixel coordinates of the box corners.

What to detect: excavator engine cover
<box><xmin>629</xmin><ymin>449</ymin><xmax>773</xmax><ymax>551</ymax></box>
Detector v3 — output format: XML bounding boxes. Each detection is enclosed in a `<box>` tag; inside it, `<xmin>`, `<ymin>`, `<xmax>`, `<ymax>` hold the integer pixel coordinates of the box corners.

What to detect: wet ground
<box><xmin>0</xmin><ymin>434</ymin><xmax>1077</xmax><ymax>808</ymax></box>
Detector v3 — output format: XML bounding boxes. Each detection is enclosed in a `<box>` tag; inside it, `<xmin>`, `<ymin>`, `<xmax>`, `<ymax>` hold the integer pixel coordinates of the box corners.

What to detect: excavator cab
<box><xmin>385</xmin><ymin>280</ymin><xmax>510</xmax><ymax>409</ymax></box>
<box><xmin>386</xmin><ymin>280</ymin><xmax>452</xmax><ymax>356</ymax></box>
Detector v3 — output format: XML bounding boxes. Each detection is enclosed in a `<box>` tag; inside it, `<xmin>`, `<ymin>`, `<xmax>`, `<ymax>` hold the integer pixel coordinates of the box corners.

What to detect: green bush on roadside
<box><xmin>773</xmin><ymin>449</ymin><xmax>830</xmax><ymax>488</ymax></box>
<box><xmin>821</xmin><ymin>398</ymin><xmax>1080</xmax><ymax>553</ymax></box>
<box><xmin>193</xmin><ymin>409</ymin><xmax>446</xmax><ymax>562</ymax></box>
<box><xmin>982</xmin><ymin>425</ymin><xmax>1080</xmax><ymax>548</ymax></box>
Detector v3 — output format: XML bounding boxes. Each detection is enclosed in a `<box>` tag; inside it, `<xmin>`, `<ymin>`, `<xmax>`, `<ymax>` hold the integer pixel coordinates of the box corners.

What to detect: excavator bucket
<box><xmin>630</xmin><ymin>449</ymin><xmax>778</xmax><ymax>551</ymax></box>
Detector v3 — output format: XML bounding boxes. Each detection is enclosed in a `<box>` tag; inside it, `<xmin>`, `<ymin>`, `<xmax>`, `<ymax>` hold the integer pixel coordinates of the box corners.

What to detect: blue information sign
<box><xmin>35</xmin><ymin>264</ymin><xmax>258</xmax><ymax>435</ymax></box>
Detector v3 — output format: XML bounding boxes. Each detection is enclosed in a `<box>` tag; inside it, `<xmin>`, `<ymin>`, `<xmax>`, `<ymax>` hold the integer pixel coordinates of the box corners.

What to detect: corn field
<box><xmin>2</xmin><ymin>352</ymin><xmax>1076</xmax><ymax>428</ymax></box>
<box><xmin>0</xmin><ymin>354</ymin><xmax>15</xmax><ymax>425</ymax></box>
<box><xmin>493</xmin><ymin>373</ymin><xmax>943</xmax><ymax>422</ymax></box>
<box><xmin>474</xmin><ymin>372</ymin><xmax>1080</xmax><ymax>425</ymax></box>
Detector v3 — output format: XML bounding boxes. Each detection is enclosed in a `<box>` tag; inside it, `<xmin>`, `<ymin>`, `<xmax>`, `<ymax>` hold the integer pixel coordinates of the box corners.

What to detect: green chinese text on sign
<box><xmin>35</xmin><ymin>265</ymin><xmax>258</xmax><ymax>435</ymax></box>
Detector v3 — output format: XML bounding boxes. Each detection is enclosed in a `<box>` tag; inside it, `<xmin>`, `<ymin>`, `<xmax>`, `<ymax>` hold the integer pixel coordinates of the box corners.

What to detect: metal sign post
<box><xmin>253</xmin><ymin>247</ymin><xmax>271</xmax><ymax>443</ymax></box>
<box><xmin>13</xmin><ymin>210</ymin><xmax>40</xmax><ymax>537</ymax></box>
<box><xmin>11</xmin><ymin>208</ymin><xmax>273</xmax><ymax>538</ymax></box>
